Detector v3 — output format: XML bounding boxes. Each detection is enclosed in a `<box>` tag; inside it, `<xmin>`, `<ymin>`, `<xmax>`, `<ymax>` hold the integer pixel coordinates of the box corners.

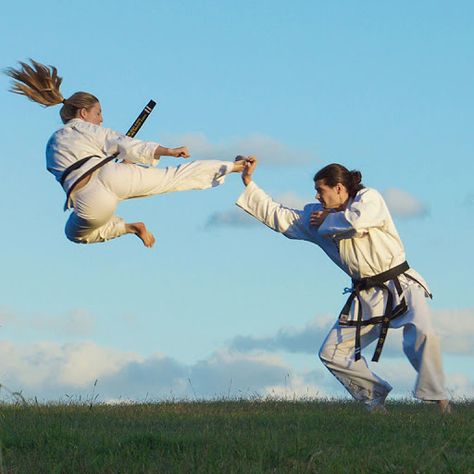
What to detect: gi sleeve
<box><xmin>103</xmin><ymin>127</ymin><xmax>160</xmax><ymax>167</ymax></box>
<box><xmin>236</xmin><ymin>181</ymin><xmax>321</xmax><ymax>242</ymax></box>
<box><xmin>318</xmin><ymin>188</ymin><xmax>388</xmax><ymax>239</ymax></box>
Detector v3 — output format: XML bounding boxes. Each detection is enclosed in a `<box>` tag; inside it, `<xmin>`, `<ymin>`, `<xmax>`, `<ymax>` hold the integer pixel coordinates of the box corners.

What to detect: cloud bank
<box><xmin>0</xmin><ymin>307</ymin><xmax>471</xmax><ymax>402</ymax></box>
<box><xmin>230</xmin><ymin>316</ymin><xmax>333</xmax><ymax>354</ymax></box>
<box><xmin>0</xmin><ymin>341</ymin><xmax>329</xmax><ymax>402</ymax></box>
<box><xmin>229</xmin><ymin>308</ymin><xmax>474</xmax><ymax>357</ymax></box>
<box><xmin>160</xmin><ymin>132</ymin><xmax>311</xmax><ymax>164</ymax></box>
<box><xmin>382</xmin><ymin>188</ymin><xmax>428</xmax><ymax>218</ymax></box>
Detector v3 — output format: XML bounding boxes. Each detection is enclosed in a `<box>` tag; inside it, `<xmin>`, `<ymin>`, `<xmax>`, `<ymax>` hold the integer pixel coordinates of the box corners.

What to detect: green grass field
<box><xmin>0</xmin><ymin>399</ymin><xmax>472</xmax><ymax>473</ymax></box>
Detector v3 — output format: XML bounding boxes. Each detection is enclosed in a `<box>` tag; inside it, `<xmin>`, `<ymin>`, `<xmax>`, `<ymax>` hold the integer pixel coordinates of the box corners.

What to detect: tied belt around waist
<box><xmin>339</xmin><ymin>261</ymin><xmax>410</xmax><ymax>363</ymax></box>
<box><xmin>61</xmin><ymin>154</ymin><xmax>119</xmax><ymax>210</ymax></box>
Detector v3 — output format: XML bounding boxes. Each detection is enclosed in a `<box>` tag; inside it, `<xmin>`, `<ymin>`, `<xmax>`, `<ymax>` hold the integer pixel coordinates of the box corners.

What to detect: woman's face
<box><xmin>315</xmin><ymin>179</ymin><xmax>348</xmax><ymax>209</ymax></box>
<box><xmin>78</xmin><ymin>102</ymin><xmax>103</xmax><ymax>125</ymax></box>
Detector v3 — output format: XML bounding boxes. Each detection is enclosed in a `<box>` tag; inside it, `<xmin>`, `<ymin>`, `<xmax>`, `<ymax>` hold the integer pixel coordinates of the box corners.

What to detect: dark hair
<box><xmin>314</xmin><ymin>163</ymin><xmax>364</xmax><ymax>197</ymax></box>
<box><xmin>5</xmin><ymin>59</ymin><xmax>99</xmax><ymax>124</ymax></box>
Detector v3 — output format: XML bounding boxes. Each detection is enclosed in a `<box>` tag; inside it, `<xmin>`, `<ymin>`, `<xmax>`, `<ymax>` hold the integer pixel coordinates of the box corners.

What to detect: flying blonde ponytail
<box><xmin>5</xmin><ymin>59</ymin><xmax>64</xmax><ymax>106</ymax></box>
<box><xmin>5</xmin><ymin>59</ymin><xmax>99</xmax><ymax>124</ymax></box>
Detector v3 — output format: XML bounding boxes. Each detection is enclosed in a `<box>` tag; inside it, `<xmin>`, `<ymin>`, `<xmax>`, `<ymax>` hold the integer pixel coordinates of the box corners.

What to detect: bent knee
<box><xmin>65</xmin><ymin>229</ymin><xmax>92</xmax><ymax>244</ymax></box>
<box><xmin>318</xmin><ymin>345</ymin><xmax>333</xmax><ymax>365</ymax></box>
<box><xmin>65</xmin><ymin>213</ymin><xmax>110</xmax><ymax>244</ymax></box>
<box><xmin>65</xmin><ymin>228</ymin><xmax>107</xmax><ymax>244</ymax></box>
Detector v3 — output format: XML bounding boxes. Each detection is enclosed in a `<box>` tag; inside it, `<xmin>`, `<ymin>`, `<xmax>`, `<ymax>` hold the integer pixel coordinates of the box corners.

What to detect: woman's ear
<box><xmin>78</xmin><ymin>108</ymin><xmax>88</xmax><ymax>120</ymax></box>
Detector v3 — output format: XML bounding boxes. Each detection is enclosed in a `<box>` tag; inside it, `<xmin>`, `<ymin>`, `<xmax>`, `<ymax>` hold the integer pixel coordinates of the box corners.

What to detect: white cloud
<box><xmin>0</xmin><ymin>307</ymin><xmax>471</xmax><ymax>402</ymax></box>
<box><xmin>206</xmin><ymin>192</ymin><xmax>310</xmax><ymax>228</ymax></box>
<box><xmin>205</xmin><ymin>208</ymin><xmax>259</xmax><ymax>228</ymax></box>
<box><xmin>0</xmin><ymin>341</ymin><xmax>139</xmax><ymax>391</ymax></box>
<box><xmin>233</xmin><ymin>134</ymin><xmax>306</xmax><ymax>165</ymax></box>
<box><xmin>275</xmin><ymin>192</ymin><xmax>309</xmax><ymax>209</ymax></box>
<box><xmin>189</xmin><ymin>349</ymin><xmax>293</xmax><ymax>398</ymax></box>
<box><xmin>0</xmin><ymin>336</ymin><xmax>472</xmax><ymax>402</ymax></box>
<box><xmin>230</xmin><ymin>316</ymin><xmax>333</xmax><ymax>353</ymax></box>
<box><xmin>160</xmin><ymin>132</ymin><xmax>311</xmax><ymax>164</ymax></box>
<box><xmin>382</xmin><ymin>188</ymin><xmax>428</xmax><ymax>218</ymax></box>
<box><xmin>0</xmin><ymin>341</ymin><xmax>237</xmax><ymax>400</ymax></box>
<box><xmin>99</xmin><ymin>354</ymin><xmax>188</xmax><ymax>400</ymax></box>
<box><xmin>431</xmin><ymin>308</ymin><xmax>474</xmax><ymax>355</ymax></box>
<box><xmin>0</xmin><ymin>340</ymin><xmax>331</xmax><ymax>402</ymax></box>
<box><xmin>0</xmin><ymin>307</ymin><xmax>95</xmax><ymax>337</ymax></box>
<box><xmin>230</xmin><ymin>308</ymin><xmax>474</xmax><ymax>357</ymax></box>
<box><xmin>445</xmin><ymin>372</ymin><xmax>474</xmax><ymax>399</ymax></box>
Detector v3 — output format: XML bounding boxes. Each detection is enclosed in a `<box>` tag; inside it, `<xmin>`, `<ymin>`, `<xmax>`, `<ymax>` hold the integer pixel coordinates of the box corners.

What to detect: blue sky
<box><xmin>0</xmin><ymin>0</ymin><xmax>472</xmax><ymax>401</ymax></box>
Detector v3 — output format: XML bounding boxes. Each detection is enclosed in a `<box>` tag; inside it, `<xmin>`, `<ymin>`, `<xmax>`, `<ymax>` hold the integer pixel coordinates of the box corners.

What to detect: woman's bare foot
<box><xmin>125</xmin><ymin>222</ymin><xmax>156</xmax><ymax>248</ymax></box>
<box><xmin>232</xmin><ymin>155</ymin><xmax>249</xmax><ymax>173</ymax></box>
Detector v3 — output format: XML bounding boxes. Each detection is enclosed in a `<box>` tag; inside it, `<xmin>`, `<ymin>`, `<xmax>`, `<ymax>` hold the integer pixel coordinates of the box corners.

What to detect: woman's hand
<box><xmin>170</xmin><ymin>146</ymin><xmax>190</xmax><ymax>158</ymax></box>
<box><xmin>310</xmin><ymin>209</ymin><xmax>330</xmax><ymax>227</ymax></box>
<box><xmin>242</xmin><ymin>156</ymin><xmax>257</xmax><ymax>186</ymax></box>
<box><xmin>154</xmin><ymin>146</ymin><xmax>190</xmax><ymax>159</ymax></box>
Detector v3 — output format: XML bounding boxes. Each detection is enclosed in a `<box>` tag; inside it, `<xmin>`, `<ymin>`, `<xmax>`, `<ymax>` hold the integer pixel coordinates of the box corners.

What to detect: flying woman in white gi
<box><xmin>6</xmin><ymin>60</ymin><xmax>247</xmax><ymax>248</ymax></box>
<box><xmin>237</xmin><ymin>158</ymin><xmax>450</xmax><ymax>413</ymax></box>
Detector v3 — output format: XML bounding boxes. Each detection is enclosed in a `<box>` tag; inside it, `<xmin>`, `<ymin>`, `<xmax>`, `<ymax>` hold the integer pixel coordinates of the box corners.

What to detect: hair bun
<box><xmin>350</xmin><ymin>170</ymin><xmax>362</xmax><ymax>185</ymax></box>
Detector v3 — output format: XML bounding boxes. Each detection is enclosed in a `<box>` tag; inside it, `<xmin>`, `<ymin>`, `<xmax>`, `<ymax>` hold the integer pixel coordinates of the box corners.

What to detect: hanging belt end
<box><xmin>354</xmin><ymin>348</ymin><xmax>361</xmax><ymax>361</ymax></box>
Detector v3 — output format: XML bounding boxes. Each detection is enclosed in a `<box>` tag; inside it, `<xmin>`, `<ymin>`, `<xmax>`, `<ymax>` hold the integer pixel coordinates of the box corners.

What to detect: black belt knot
<box><xmin>352</xmin><ymin>261</ymin><xmax>409</xmax><ymax>290</ymax></box>
<box><xmin>339</xmin><ymin>261</ymin><xmax>410</xmax><ymax>363</ymax></box>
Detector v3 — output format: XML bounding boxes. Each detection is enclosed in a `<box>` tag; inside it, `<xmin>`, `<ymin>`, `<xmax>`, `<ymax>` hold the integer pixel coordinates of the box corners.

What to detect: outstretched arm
<box><xmin>103</xmin><ymin>124</ymin><xmax>191</xmax><ymax>165</ymax></box>
<box><xmin>237</xmin><ymin>157</ymin><xmax>320</xmax><ymax>241</ymax></box>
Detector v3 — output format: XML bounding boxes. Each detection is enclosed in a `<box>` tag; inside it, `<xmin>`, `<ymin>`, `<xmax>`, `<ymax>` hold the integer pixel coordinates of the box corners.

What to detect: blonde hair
<box><xmin>5</xmin><ymin>59</ymin><xmax>99</xmax><ymax>124</ymax></box>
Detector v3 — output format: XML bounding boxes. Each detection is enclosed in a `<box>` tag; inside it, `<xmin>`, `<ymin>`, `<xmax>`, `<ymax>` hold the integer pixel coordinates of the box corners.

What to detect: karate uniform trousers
<box><xmin>236</xmin><ymin>182</ymin><xmax>447</xmax><ymax>405</ymax></box>
<box><xmin>66</xmin><ymin>159</ymin><xmax>233</xmax><ymax>243</ymax></box>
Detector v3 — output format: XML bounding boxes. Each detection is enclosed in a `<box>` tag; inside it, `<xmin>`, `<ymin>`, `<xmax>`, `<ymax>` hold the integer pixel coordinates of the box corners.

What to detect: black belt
<box><xmin>339</xmin><ymin>261</ymin><xmax>410</xmax><ymax>362</ymax></box>
<box><xmin>62</xmin><ymin>153</ymin><xmax>118</xmax><ymax>210</ymax></box>
<box><xmin>60</xmin><ymin>155</ymin><xmax>99</xmax><ymax>187</ymax></box>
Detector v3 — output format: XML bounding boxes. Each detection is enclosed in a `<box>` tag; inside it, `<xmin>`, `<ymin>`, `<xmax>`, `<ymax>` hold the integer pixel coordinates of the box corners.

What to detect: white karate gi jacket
<box><xmin>237</xmin><ymin>182</ymin><xmax>447</xmax><ymax>401</ymax></box>
<box><xmin>236</xmin><ymin>182</ymin><xmax>430</xmax><ymax>321</ymax></box>
<box><xmin>46</xmin><ymin>118</ymin><xmax>159</xmax><ymax>209</ymax></box>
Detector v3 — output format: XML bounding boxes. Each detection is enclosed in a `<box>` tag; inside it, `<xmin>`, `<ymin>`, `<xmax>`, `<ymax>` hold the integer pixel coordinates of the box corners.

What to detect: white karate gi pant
<box><xmin>65</xmin><ymin>160</ymin><xmax>233</xmax><ymax>243</ymax></box>
<box><xmin>319</xmin><ymin>280</ymin><xmax>447</xmax><ymax>405</ymax></box>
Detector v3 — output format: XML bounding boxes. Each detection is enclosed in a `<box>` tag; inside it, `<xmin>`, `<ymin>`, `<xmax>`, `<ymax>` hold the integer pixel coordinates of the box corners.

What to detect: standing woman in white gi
<box><xmin>6</xmin><ymin>60</ymin><xmax>246</xmax><ymax>247</ymax></box>
<box><xmin>237</xmin><ymin>157</ymin><xmax>450</xmax><ymax>413</ymax></box>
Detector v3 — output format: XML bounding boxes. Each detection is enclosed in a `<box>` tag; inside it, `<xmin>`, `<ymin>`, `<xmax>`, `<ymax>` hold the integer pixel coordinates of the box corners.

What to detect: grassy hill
<box><xmin>0</xmin><ymin>399</ymin><xmax>472</xmax><ymax>473</ymax></box>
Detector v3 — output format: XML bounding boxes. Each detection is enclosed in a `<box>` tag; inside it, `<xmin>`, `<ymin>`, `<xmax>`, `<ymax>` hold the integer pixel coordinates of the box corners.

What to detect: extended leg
<box><xmin>400</xmin><ymin>285</ymin><xmax>449</xmax><ymax>411</ymax></box>
<box><xmin>99</xmin><ymin>160</ymin><xmax>237</xmax><ymax>201</ymax></box>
